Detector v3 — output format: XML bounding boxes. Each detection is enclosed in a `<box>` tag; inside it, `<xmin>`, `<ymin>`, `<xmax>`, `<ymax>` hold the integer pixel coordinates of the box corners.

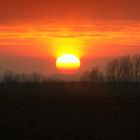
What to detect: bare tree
<box><xmin>88</xmin><ymin>67</ymin><xmax>104</xmax><ymax>82</ymax></box>
<box><xmin>105</xmin><ymin>58</ymin><xmax>123</xmax><ymax>82</ymax></box>
<box><xmin>119</xmin><ymin>56</ymin><xmax>133</xmax><ymax>82</ymax></box>
<box><xmin>105</xmin><ymin>56</ymin><xmax>133</xmax><ymax>82</ymax></box>
<box><xmin>81</xmin><ymin>67</ymin><xmax>104</xmax><ymax>82</ymax></box>
<box><xmin>105</xmin><ymin>59</ymin><xmax>118</xmax><ymax>82</ymax></box>
<box><xmin>132</xmin><ymin>54</ymin><xmax>140</xmax><ymax>82</ymax></box>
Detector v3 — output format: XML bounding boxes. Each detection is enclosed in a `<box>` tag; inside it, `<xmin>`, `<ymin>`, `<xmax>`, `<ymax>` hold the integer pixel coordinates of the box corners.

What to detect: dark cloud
<box><xmin>0</xmin><ymin>0</ymin><xmax>140</xmax><ymax>24</ymax></box>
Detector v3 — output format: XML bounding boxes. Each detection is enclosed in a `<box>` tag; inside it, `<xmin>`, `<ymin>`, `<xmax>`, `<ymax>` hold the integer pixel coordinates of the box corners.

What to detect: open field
<box><xmin>0</xmin><ymin>83</ymin><xmax>140</xmax><ymax>139</ymax></box>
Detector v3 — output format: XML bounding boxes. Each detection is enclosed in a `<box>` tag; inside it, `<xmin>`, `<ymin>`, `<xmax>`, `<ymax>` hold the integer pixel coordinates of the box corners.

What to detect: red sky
<box><xmin>0</xmin><ymin>0</ymin><xmax>140</xmax><ymax>76</ymax></box>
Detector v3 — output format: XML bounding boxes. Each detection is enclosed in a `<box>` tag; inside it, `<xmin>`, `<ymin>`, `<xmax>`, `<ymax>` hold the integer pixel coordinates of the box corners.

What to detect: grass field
<box><xmin>0</xmin><ymin>83</ymin><xmax>140</xmax><ymax>139</ymax></box>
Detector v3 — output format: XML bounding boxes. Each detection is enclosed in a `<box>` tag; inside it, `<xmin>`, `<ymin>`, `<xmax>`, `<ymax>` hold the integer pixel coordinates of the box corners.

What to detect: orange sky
<box><xmin>0</xmin><ymin>0</ymin><xmax>140</xmax><ymax>76</ymax></box>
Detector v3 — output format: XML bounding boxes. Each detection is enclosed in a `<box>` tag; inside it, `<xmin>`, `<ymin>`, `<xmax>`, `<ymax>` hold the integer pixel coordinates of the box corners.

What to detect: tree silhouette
<box><xmin>105</xmin><ymin>55</ymin><xmax>140</xmax><ymax>83</ymax></box>
<box><xmin>81</xmin><ymin>54</ymin><xmax>140</xmax><ymax>83</ymax></box>
<box><xmin>81</xmin><ymin>67</ymin><xmax>104</xmax><ymax>82</ymax></box>
<box><xmin>119</xmin><ymin>56</ymin><xmax>133</xmax><ymax>82</ymax></box>
<box><xmin>2</xmin><ymin>71</ymin><xmax>16</xmax><ymax>83</ymax></box>
<box><xmin>132</xmin><ymin>54</ymin><xmax>140</xmax><ymax>82</ymax></box>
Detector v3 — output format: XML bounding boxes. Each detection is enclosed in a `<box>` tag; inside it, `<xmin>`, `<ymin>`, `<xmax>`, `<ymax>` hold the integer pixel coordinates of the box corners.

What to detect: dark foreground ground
<box><xmin>0</xmin><ymin>83</ymin><xmax>140</xmax><ymax>140</ymax></box>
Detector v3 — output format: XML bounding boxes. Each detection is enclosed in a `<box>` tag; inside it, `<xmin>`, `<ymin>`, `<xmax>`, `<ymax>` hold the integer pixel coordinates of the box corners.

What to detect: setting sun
<box><xmin>56</xmin><ymin>54</ymin><xmax>81</xmax><ymax>74</ymax></box>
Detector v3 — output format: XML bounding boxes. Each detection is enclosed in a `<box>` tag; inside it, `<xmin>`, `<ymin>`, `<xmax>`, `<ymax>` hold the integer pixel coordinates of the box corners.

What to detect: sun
<box><xmin>56</xmin><ymin>54</ymin><xmax>81</xmax><ymax>74</ymax></box>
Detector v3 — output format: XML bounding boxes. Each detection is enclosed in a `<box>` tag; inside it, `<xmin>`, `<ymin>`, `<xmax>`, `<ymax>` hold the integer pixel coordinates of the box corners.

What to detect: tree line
<box><xmin>81</xmin><ymin>54</ymin><xmax>140</xmax><ymax>83</ymax></box>
<box><xmin>0</xmin><ymin>54</ymin><xmax>139</xmax><ymax>83</ymax></box>
<box><xmin>0</xmin><ymin>71</ymin><xmax>46</xmax><ymax>83</ymax></box>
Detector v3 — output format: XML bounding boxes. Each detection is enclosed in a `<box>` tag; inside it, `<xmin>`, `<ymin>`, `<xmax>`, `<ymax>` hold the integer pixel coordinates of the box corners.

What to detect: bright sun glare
<box><xmin>56</xmin><ymin>54</ymin><xmax>81</xmax><ymax>74</ymax></box>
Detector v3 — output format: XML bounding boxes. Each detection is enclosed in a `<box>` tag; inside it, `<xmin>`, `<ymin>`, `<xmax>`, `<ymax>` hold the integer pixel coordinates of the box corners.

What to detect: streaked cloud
<box><xmin>0</xmin><ymin>20</ymin><xmax>139</xmax><ymax>45</ymax></box>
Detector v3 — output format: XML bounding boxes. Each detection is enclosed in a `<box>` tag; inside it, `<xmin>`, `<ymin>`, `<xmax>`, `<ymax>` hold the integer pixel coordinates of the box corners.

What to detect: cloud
<box><xmin>0</xmin><ymin>20</ymin><xmax>139</xmax><ymax>46</ymax></box>
<box><xmin>0</xmin><ymin>0</ymin><xmax>140</xmax><ymax>24</ymax></box>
